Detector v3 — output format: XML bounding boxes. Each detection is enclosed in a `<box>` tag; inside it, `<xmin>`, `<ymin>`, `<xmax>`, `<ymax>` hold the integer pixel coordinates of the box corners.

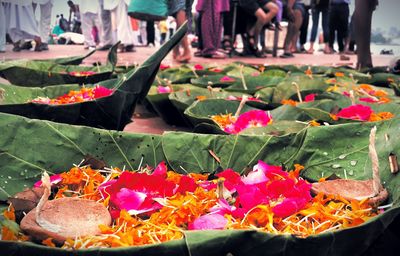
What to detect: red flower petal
<box><xmin>34</xmin><ymin>174</ymin><xmax>62</xmax><ymax>188</ymax></box>
<box><xmin>93</xmin><ymin>86</ymin><xmax>113</xmax><ymax>98</ymax></box>
<box><xmin>304</xmin><ymin>94</ymin><xmax>316</xmax><ymax>102</ymax></box>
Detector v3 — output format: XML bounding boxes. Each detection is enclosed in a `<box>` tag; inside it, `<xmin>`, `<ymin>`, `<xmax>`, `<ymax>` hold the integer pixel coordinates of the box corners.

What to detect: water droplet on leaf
<box><xmin>339</xmin><ymin>154</ymin><xmax>346</xmax><ymax>159</ymax></box>
<box><xmin>350</xmin><ymin>160</ymin><xmax>357</xmax><ymax>166</ymax></box>
<box><xmin>332</xmin><ymin>164</ymin><xmax>341</xmax><ymax>169</ymax></box>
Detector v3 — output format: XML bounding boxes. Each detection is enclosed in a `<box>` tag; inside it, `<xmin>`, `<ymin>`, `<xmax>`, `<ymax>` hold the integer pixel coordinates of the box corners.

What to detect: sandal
<box><xmin>221</xmin><ymin>38</ymin><xmax>233</xmax><ymax>51</ymax></box>
<box><xmin>280</xmin><ymin>52</ymin><xmax>294</xmax><ymax>58</ymax></box>
<box><xmin>203</xmin><ymin>52</ymin><xmax>226</xmax><ymax>59</ymax></box>
<box><xmin>247</xmin><ymin>35</ymin><xmax>266</xmax><ymax>58</ymax></box>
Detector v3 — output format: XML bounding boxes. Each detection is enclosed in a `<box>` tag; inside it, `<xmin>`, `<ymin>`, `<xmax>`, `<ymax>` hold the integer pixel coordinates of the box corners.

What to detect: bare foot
<box><xmin>172</xmin><ymin>47</ymin><xmax>180</xmax><ymax>60</ymax></box>
<box><xmin>177</xmin><ymin>53</ymin><xmax>191</xmax><ymax>63</ymax></box>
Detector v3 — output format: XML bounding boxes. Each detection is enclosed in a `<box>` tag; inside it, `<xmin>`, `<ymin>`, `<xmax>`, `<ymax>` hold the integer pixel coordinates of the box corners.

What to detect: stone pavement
<box><xmin>0</xmin><ymin>44</ymin><xmax>395</xmax><ymax>134</ymax></box>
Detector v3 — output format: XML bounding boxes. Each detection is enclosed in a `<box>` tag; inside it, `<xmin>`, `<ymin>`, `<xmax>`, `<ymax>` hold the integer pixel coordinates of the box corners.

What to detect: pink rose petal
<box><xmin>188</xmin><ymin>213</ymin><xmax>228</xmax><ymax>230</ymax></box>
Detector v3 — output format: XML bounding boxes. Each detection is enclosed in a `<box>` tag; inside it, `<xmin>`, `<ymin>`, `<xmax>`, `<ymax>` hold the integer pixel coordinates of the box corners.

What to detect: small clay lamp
<box><xmin>311</xmin><ymin>126</ymin><xmax>389</xmax><ymax>207</ymax></box>
<box><xmin>20</xmin><ymin>172</ymin><xmax>112</xmax><ymax>244</ymax></box>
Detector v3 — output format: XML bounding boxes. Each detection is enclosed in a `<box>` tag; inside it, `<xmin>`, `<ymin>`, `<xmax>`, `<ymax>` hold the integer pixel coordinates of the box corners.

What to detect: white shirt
<box><xmin>32</xmin><ymin>0</ymin><xmax>54</xmax><ymax>4</ymax></box>
<box><xmin>79</xmin><ymin>0</ymin><xmax>100</xmax><ymax>14</ymax></box>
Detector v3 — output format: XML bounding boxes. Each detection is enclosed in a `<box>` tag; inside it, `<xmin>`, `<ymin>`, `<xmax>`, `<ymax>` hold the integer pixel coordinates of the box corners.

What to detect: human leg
<box><xmin>81</xmin><ymin>12</ymin><xmax>96</xmax><ymax>48</ymax></box>
<box><xmin>337</xmin><ymin>4</ymin><xmax>349</xmax><ymax>53</ymax></box>
<box><xmin>308</xmin><ymin>8</ymin><xmax>320</xmax><ymax>52</ymax></box>
<box><xmin>100</xmin><ymin>2</ymin><xmax>114</xmax><ymax>48</ymax></box>
<box><xmin>0</xmin><ymin>3</ymin><xmax>6</xmax><ymax>52</ymax></box>
<box><xmin>175</xmin><ymin>9</ymin><xmax>191</xmax><ymax>62</ymax></box>
<box><xmin>39</xmin><ymin>1</ymin><xmax>52</xmax><ymax>46</ymax></box>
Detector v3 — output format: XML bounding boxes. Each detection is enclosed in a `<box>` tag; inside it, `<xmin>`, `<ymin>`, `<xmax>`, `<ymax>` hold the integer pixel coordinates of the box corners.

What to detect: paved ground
<box><xmin>1</xmin><ymin>44</ymin><xmax>395</xmax><ymax>134</ymax></box>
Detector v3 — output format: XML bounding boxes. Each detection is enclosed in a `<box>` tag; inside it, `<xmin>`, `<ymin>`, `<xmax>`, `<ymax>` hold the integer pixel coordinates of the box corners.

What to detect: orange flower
<box><xmin>211</xmin><ymin>113</ymin><xmax>237</xmax><ymax>129</ymax></box>
<box><xmin>42</xmin><ymin>238</ymin><xmax>56</xmax><ymax>247</ymax></box>
<box><xmin>309</xmin><ymin>120</ymin><xmax>321</xmax><ymax>126</ymax></box>
<box><xmin>196</xmin><ymin>95</ymin><xmax>207</xmax><ymax>101</ymax></box>
<box><xmin>330</xmin><ymin>114</ymin><xmax>338</xmax><ymax>121</ymax></box>
<box><xmin>369</xmin><ymin>112</ymin><xmax>394</xmax><ymax>122</ymax></box>
<box><xmin>335</xmin><ymin>72</ymin><xmax>345</xmax><ymax>77</ymax></box>
<box><xmin>281</xmin><ymin>99</ymin><xmax>297</xmax><ymax>106</ymax></box>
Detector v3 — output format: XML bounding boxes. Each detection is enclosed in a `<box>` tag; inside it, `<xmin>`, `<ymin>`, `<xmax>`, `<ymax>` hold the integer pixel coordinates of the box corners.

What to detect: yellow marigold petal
<box><xmin>42</xmin><ymin>238</ymin><xmax>56</xmax><ymax>247</ymax></box>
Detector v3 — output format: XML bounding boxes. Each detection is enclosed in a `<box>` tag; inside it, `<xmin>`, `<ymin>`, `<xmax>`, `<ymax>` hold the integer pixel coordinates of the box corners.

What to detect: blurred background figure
<box><xmin>168</xmin><ymin>0</ymin><xmax>191</xmax><ymax>63</ymax></box>
<box><xmin>298</xmin><ymin>0</ymin><xmax>311</xmax><ymax>53</ymax></box>
<box><xmin>328</xmin><ymin>0</ymin><xmax>350</xmax><ymax>54</ymax></box>
<box><xmin>5</xmin><ymin>0</ymin><xmax>43</xmax><ymax>52</ymax></box>
<box><xmin>240</xmin><ymin>0</ymin><xmax>279</xmax><ymax>58</ymax></box>
<box><xmin>104</xmin><ymin>0</ymin><xmax>135</xmax><ymax>52</ymax></box>
<box><xmin>0</xmin><ymin>0</ymin><xmax>6</xmax><ymax>52</ymax></box>
<box><xmin>195</xmin><ymin>0</ymin><xmax>229</xmax><ymax>59</ymax></box>
<box><xmin>307</xmin><ymin>0</ymin><xmax>330</xmax><ymax>54</ymax></box>
<box><xmin>79</xmin><ymin>0</ymin><xmax>102</xmax><ymax>50</ymax></box>
<box><xmin>146</xmin><ymin>21</ymin><xmax>155</xmax><ymax>47</ymax></box>
<box><xmin>98</xmin><ymin>0</ymin><xmax>114</xmax><ymax>51</ymax></box>
<box><xmin>159</xmin><ymin>20</ymin><xmax>168</xmax><ymax>44</ymax></box>
<box><xmin>32</xmin><ymin>0</ymin><xmax>53</xmax><ymax>51</ymax></box>
<box><xmin>68</xmin><ymin>0</ymin><xmax>82</xmax><ymax>33</ymax></box>
<box><xmin>281</xmin><ymin>0</ymin><xmax>304</xmax><ymax>58</ymax></box>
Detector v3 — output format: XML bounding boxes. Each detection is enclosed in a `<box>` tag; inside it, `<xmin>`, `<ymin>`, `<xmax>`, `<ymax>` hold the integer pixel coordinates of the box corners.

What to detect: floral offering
<box><xmin>2</xmin><ymin>160</ymin><xmax>382</xmax><ymax>249</ymax></box>
<box><xmin>31</xmin><ymin>86</ymin><xmax>114</xmax><ymax>105</ymax></box>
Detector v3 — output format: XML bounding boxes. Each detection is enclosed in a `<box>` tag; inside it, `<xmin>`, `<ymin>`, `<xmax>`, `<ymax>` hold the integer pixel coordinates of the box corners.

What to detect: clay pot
<box><xmin>20</xmin><ymin>197</ymin><xmax>111</xmax><ymax>244</ymax></box>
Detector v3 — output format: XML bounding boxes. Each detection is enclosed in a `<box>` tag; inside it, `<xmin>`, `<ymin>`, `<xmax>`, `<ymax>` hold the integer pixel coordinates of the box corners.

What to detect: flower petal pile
<box><xmin>1</xmin><ymin>161</ymin><xmax>382</xmax><ymax>248</ymax></box>
<box><xmin>31</xmin><ymin>85</ymin><xmax>113</xmax><ymax>105</ymax></box>
<box><xmin>332</xmin><ymin>104</ymin><xmax>394</xmax><ymax>122</ymax></box>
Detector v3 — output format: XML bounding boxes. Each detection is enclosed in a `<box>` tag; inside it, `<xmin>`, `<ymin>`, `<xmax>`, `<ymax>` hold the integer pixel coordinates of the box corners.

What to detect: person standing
<box><xmin>146</xmin><ymin>21</ymin><xmax>155</xmax><ymax>47</ymax></box>
<box><xmin>307</xmin><ymin>0</ymin><xmax>330</xmax><ymax>54</ymax></box>
<box><xmin>32</xmin><ymin>0</ymin><xmax>53</xmax><ymax>51</ymax></box>
<box><xmin>159</xmin><ymin>20</ymin><xmax>168</xmax><ymax>44</ymax></box>
<box><xmin>298</xmin><ymin>0</ymin><xmax>311</xmax><ymax>53</ymax></box>
<box><xmin>0</xmin><ymin>0</ymin><xmax>6</xmax><ymax>53</ymax></box>
<box><xmin>104</xmin><ymin>0</ymin><xmax>135</xmax><ymax>52</ymax></box>
<box><xmin>328</xmin><ymin>0</ymin><xmax>350</xmax><ymax>54</ymax></box>
<box><xmin>6</xmin><ymin>0</ymin><xmax>42</xmax><ymax>52</ymax></box>
<box><xmin>353</xmin><ymin>0</ymin><xmax>378</xmax><ymax>69</ymax></box>
<box><xmin>280</xmin><ymin>0</ymin><xmax>304</xmax><ymax>58</ymax></box>
<box><xmin>79</xmin><ymin>0</ymin><xmax>102</xmax><ymax>50</ymax></box>
<box><xmin>98</xmin><ymin>0</ymin><xmax>114</xmax><ymax>50</ymax></box>
<box><xmin>168</xmin><ymin>0</ymin><xmax>191</xmax><ymax>63</ymax></box>
<box><xmin>196</xmin><ymin>0</ymin><xmax>229</xmax><ymax>58</ymax></box>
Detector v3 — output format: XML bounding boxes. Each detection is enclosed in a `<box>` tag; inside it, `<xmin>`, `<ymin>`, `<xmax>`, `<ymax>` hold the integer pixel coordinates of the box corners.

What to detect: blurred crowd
<box><xmin>0</xmin><ymin>0</ymin><xmax>359</xmax><ymax>62</ymax></box>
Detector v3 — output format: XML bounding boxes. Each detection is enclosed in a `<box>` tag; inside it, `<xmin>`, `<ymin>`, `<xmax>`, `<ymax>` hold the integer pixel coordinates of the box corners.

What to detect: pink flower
<box><xmin>194</xmin><ymin>64</ymin><xmax>204</xmax><ymax>70</ymax></box>
<box><xmin>34</xmin><ymin>174</ymin><xmax>62</xmax><ymax>187</ymax></box>
<box><xmin>360</xmin><ymin>97</ymin><xmax>378</xmax><ymax>103</ymax></box>
<box><xmin>93</xmin><ymin>85</ymin><xmax>113</xmax><ymax>98</ymax></box>
<box><xmin>336</xmin><ymin>104</ymin><xmax>373</xmax><ymax>121</ymax></box>
<box><xmin>188</xmin><ymin>213</ymin><xmax>228</xmax><ymax>230</ymax></box>
<box><xmin>219</xmin><ymin>76</ymin><xmax>236</xmax><ymax>82</ymax></box>
<box><xmin>343</xmin><ymin>91</ymin><xmax>351</xmax><ymax>97</ymax></box>
<box><xmin>209</xmin><ymin>199</ymin><xmax>237</xmax><ymax>215</ymax></box>
<box><xmin>304</xmin><ymin>94</ymin><xmax>316</xmax><ymax>102</ymax></box>
<box><xmin>157</xmin><ymin>86</ymin><xmax>172</xmax><ymax>94</ymax></box>
<box><xmin>224</xmin><ymin>110</ymin><xmax>272</xmax><ymax>134</ymax></box>
<box><xmin>159</xmin><ymin>63</ymin><xmax>170</xmax><ymax>70</ymax></box>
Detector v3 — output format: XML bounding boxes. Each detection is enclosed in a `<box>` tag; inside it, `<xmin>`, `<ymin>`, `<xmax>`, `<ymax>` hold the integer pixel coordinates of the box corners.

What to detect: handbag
<box><xmin>128</xmin><ymin>0</ymin><xmax>168</xmax><ymax>21</ymax></box>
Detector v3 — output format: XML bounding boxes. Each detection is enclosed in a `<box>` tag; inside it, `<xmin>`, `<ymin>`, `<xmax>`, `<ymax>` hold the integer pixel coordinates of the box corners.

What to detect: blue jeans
<box><xmin>309</xmin><ymin>6</ymin><xmax>329</xmax><ymax>43</ymax></box>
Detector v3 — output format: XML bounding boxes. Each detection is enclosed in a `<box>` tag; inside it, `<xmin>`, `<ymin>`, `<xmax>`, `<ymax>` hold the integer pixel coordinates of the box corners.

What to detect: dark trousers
<box><xmin>146</xmin><ymin>21</ymin><xmax>155</xmax><ymax>45</ymax></box>
<box><xmin>328</xmin><ymin>3</ymin><xmax>349</xmax><ymax>52</ymax></box>
<box><xmin>310</xmin><ymin>5</ymin><xmax>329</xmax><ymax>43</ymax></box>
<box><xmin>299</xmin><ymin>5</ymin><xmax>310</xmax><ymax>46</ymax></box>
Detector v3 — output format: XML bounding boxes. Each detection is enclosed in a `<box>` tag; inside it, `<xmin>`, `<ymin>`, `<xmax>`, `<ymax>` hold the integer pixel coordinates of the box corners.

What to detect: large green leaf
<box><xmin>0</xmin><ymin>113</ymin><xmax>399</xmax><ymax>255</ymax></box>
<box><xmin>0</xmin><ymin>25</ymin><xmax>187</xmax><ymax>130</ymax></box>
<box><xmin>0</xmin><ymin>44</ymin><xmax>119</xmax><ymax>86</ymax></box>
<box><xmin>145</xmin><ymin>84</ymin><xmax>196</xmax><ymax>125</ymax></box>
